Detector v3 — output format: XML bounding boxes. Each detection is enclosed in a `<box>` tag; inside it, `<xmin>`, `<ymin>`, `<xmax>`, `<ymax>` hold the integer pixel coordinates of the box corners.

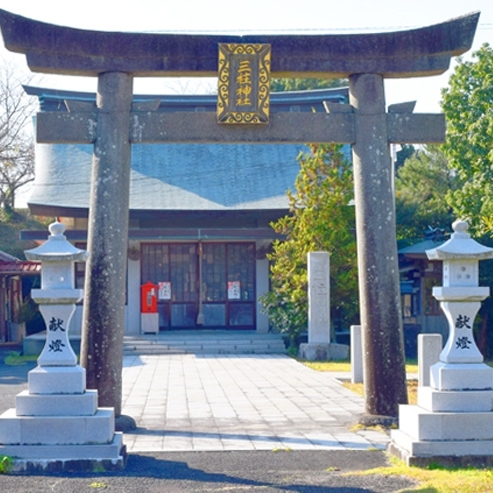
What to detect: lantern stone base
<box><xmin>298</xmin><ymin>343</ymin><xmax>349</xmax><ymax>361</ymax></box>
<box><xmin>0</xmin><ymin>365</ymin><xmax>126</xmax><ymax>471</ymax></box>
<box><xmin>16</xmin><ymin>389</ymin><xmax>98</xmax><ymax>416</ymax></box>
<box><xmin>396</xmin><ymin>405</ymin><xmax>493</xmax><ymax>441</ymax></box>
<box><xmin>388</xmin><ymin>431</ymin><xmax>493</xmax><ymax>467</ymax></box>
<box><xmin>0</xmin><ymin>433</ymin><xmax>125</xmax><ymax>472</ymax></box>
<box><xmin>430</xmin><ymin>362</ymin><xmax>493</xmax><ymax>390</ymax></box>
<box><xmin>28</xmin><ymin>365</ymin><xmax>86</xmax><ymax>394</ymax></box>
<box><xmin>389</xmin><ymin>363</ymin><xmax>493</xmax><ymax>466</ymax></box>
<box><xmin>418</xmin><ymin>386</ymin><xmax>493</xmax><ymax>412</ymax></box>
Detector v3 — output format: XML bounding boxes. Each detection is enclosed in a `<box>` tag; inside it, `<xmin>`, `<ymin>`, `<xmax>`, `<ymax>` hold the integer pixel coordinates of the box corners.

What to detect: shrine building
<box><xmin>22</xmin><ymin>85</ymin><xmax>348</xmax><ymax>335</ymax></box>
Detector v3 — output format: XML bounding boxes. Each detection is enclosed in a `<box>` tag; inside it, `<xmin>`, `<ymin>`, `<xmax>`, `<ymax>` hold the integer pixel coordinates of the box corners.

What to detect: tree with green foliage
<box><xmin>440</xmin><ymin>43</ymin><xmax>493</xmax><ymax>358</ymax></box>
<box><xmin>270</xmin><ymin>78</ymin><xmax>347</xmax><ymax>92</ymax></box>
<box><xmin>441</xmin><ymin>43</ymin><xmax>493</xmax><ymax>236</ymax></box>
<box><xmin>261</xmin><ymin>144</ymin><xmax>358</xmax><ymax>344</ymax></box>
<box><xmin>395</xmin><ymin>145</ymin><xmax>457</xmax><ymax>241</ymax></box>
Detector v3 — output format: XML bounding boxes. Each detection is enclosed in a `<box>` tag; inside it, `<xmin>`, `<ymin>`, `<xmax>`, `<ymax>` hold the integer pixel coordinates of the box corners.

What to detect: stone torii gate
<box><xmin>0</xmin><ymin>10</ymin><xmax>479</xmax><ymax>423</ymax></box>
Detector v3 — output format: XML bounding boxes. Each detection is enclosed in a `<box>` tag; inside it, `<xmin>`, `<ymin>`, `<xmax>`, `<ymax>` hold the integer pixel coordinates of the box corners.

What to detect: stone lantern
<box><xmin>0</xmin><ymin>221</ymin><xmax>125</xmax><ymax>472</ymax></box>
<box><xmin>389</xmin><ymin>219</ymin><xmax>493</xmax><ymax>466</ymax></box>
<box><xmin>426</xmin><ymin>219</ymin><xmax>493</xmax><ymax>384</ymax></box>
<box><xmin>25</xmin><ymin>221</ymin><xmax>87</xmax><ymax>367</ymax></box>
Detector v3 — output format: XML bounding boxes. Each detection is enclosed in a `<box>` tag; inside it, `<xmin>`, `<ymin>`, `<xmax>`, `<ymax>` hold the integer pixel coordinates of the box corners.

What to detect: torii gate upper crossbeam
<box><xmin>0</xmin><ymin>9</ymin><xmax>478</xmax><ymax>78</ymax></box>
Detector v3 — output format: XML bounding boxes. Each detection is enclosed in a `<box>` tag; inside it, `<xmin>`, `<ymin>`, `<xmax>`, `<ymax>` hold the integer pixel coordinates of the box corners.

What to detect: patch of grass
<box><xmin>0</xmin><ymin>456</ymin><xmax>12</xmax><ymax>474</ymax></box>
<box><xmin>302</xmin><ymin>359</ymin><xmax>418</xmax><ymax>374</ymax></box>
<box><xmin>272</xmin><ymin>447</ymin><xmax>292</xmax><ymax>452</ymax></box>
<box><xmin>89</xmin><ymin>481</ymin><xmax>108</xmax><ymax>489</ymax></box>
<box><xmin>406</xmin><ymin>379</ymin><xmax>418</xmax><ymax>404</ymax></box>
<box><xmin>286</xmin><ymin>346</ymin><xmax>298</xmax><ymax>358</ymax></box>
<box><xmin>304</xmin><ymin>360</ymin><xmax>351</xmax><ymax>372</ymax></box>
<box><xmin>347</xmin><ymin>456</ymin><xmax>493</xmax><ymax>493</ymax></box>
<box><xmin>342</xmin><ymin>379</ymin><xmax>418</xmax><ymax>405</ymax></box>
<box><xmin>405</xmin><ymin>359</ymin><xmax>419</xmax><ymax>374</ymax></box>
<box><xmin>351</xmin><ymin>423</ymin><xmax>392</xmax><ymax>433</ymax></box>
<box><xmin>4</xmin><ymin>351</ymin><xmax>38</xmax><ymax>366</ymax></box>
<box><xmin>92</xmin><ymin>463</ymin><xmax>107</xmax><ymax>473</ymax></box>
<box><xmin>342</xmin><ymin>381</ymin><xmax>364</xmax><ymax>396</ymax></box>
<box><xmin>304</xmin><ymin>359</ymin><xmax>421</xmax><ymax>405</ymax></box>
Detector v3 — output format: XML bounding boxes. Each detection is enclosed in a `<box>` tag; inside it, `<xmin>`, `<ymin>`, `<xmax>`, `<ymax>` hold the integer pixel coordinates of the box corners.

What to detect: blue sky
<box><xmin>0</xmin><ymin>0</ymin><xmax>492</xmax><ymax>111</ymax></box>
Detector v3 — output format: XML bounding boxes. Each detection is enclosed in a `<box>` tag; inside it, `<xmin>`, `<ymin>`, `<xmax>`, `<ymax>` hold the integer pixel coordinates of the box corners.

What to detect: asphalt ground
<box><xmin>0</xmin><ymin>345</ymin><xmax>415</xmax><ymax>492</ymax></box>
<box><xmin>0</xmin><ymin>450</ymin><xmax>415</xmax><ymax>493</ymax></box>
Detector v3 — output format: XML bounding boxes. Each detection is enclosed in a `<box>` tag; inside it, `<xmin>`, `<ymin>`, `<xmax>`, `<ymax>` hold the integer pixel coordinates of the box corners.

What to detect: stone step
<box><xmin>418</xmin><ymin>386</ymin><xmax>493</xmax><ymax>412</ymax></box>
<box><xmin>123</xmin><ymin>332</ymin><xmax>287</xmax><ymax>355</ymax></box>
<box><xmin>123</xmin><ymin>343</ymin><xmax>287</xmax><ymax>354</ymax></box>
<box><xmin>124</xmin><ymin>346</ymin><xmax>288</xmax><ymax>353</ymax></box>
<box><xmin>23</xmin><ymin>331</ymin><xmax>287</xmax><ymax>356</ymax></box>
<box><xmin>0</xmin><ymin>407</ymin><xmax>115</xmax><ymax>445</ymax></box>
<box><xmin>16</xmin><ymin>389</ymin><xmax>98</xmax><ymax>416</ymax></box>
<box><xmin>390</xmin><ymin>428</ymin><xmax>493</xmax><ymax>458</ymax></box>
<box><xmin>399</xmin><ymin>404</ymin><xmax>493</xmax><ymax>441</ymax></box>
<box><xmin>0</xmin><ymin>433</ymin><xmax>124</xmax><ymax>461</ymax></box>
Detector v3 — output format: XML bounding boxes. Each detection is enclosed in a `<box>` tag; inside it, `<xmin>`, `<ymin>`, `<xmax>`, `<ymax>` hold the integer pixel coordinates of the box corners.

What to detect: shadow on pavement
<box><xmin>0</xmin><ymin>451</ymin><xmax>415</xmax><ymax>492</ymax></box>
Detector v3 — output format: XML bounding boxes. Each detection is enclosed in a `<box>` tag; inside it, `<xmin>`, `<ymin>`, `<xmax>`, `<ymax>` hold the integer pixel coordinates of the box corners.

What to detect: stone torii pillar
<box><xmin>350</xmin><ymin>74</ymin><xmax>408</xmax><ymax>416</ymax></box>
<box><xmin>80</xmin><ymin>72</ymin><xmax>133</xmax><ymax>421</ymax></box>
<box><xmin>0</xmin><ymin>9</ymin><xmax>479</xmax><ymax>422</ymax></box>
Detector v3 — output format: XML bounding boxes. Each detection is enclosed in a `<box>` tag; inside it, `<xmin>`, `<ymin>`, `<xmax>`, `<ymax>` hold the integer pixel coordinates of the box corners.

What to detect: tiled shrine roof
<box><xmin>25</xmin><ymin>86</ymin><xmax>349</xmax><ymax>218</ymax></box>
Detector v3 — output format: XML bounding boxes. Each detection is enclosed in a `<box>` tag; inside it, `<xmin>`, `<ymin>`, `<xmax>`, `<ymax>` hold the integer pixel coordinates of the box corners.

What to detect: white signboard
<box><xmin>158</xmin><ymin>281</ymin><xmax>171</xmax><ymax>300</ymax></box>
<box><xmin>228</xmin><ymin>281</ymin><xmax>241</xmax><ymax>300</ymax></box>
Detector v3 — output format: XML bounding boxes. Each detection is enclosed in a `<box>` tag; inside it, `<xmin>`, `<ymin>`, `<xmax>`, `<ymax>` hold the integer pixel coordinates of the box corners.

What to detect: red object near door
<box><xmin>141</xmin><ymin>281</ymin><xmax>158</xmax><ymax>313</ymax></box>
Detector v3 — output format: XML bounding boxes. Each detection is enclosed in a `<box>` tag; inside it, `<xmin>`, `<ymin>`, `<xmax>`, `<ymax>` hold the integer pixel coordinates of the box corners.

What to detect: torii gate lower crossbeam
<box><xmin>0</xmin><ymin>9</ymin><xmax>479</xmax><ymax>424</ymax></box>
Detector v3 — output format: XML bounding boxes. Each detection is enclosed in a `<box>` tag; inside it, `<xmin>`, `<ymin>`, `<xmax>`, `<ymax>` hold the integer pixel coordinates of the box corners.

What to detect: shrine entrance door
<box><xmin>141</xmin><ymin>242</ymin><xmax>256</xmax><ymax>330</ymax></box>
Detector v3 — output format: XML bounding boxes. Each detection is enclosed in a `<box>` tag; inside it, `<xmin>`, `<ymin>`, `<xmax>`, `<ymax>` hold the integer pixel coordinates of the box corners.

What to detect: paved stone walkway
<box><xmin>121</xmin><ymin>354</ymin><xmax>389</xmax><ymax>452</ymax></box>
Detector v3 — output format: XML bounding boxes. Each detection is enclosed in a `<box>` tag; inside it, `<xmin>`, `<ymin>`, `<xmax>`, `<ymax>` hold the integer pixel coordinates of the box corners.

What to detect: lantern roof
<box><xmin>25</xmin><ymin>221</ymin><xmax>88</xmax><ymax>262</ymax></box>
<box><xmin>426</xmin><ymin>220</ymin><xmax>493</xmax><ymax>261</ymax></box>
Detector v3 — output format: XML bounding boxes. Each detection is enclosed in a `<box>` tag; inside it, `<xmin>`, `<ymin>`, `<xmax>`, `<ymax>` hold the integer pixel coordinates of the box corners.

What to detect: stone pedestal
<box><xmin>0</xmin><ymin>366</ymin><xmax>125</xmax><ymax>471</ymax></box>
<box><xmin>0</xmin><ymin>222</ymin><xmax>125</xmax><ymax>471</ymax></box>
<box><xmin>299</xmin><ymin>252</ymin><xmax>348</xmax><ymax>361</ymax></box>
<box><xmin>298</xmin><ymin>342</ymin><xmax>348</xmax><ymax>361</ymax></box>
<box><xmin>389</xmin><ymin>220</ymin><xmax>493</xmax><ymax>466</ymax></box>
<box><xmin>390</xmin><ymin>362</ymin><xmax>493</xmax><ymax>466</ymax></box>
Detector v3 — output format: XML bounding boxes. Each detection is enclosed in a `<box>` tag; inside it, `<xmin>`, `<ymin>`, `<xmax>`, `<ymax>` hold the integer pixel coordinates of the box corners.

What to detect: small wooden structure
<box><xmin>0</xmin><ymin>250</ymin><xmax>40</xmax><ymax>342</ymax></box>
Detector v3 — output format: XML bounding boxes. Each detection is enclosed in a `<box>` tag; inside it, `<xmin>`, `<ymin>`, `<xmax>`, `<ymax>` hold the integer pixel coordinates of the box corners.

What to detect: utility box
<box><xmin>141</xmin><ymin>282</ymin><xmax>158</xmax><ymax>334</ymax></box>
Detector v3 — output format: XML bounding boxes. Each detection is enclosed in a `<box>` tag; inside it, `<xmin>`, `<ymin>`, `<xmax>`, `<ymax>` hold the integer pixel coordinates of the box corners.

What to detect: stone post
<box><xmin>80</xmin><ymin>72</ymin><xmax>133</xmax><ymax>424</ymax></box>
<box><xmin>417</xmin><ymin>333</ymin><xmax>442</xmax><ymax>387</ymax></box>
<box><xmin>298</xmin><ymin>252</ymin><xmax>348</xmax><ymax>361</ymax></box>
<box><xmin>349</xmin><ymin>73</ymin><xmax>408</xmax><ymax>418</ymax></box>
<box><xmin>308</xmin><ymin>252</ymin><xmax>330</xmax><ymax>344</ymax></box>
<box><xmin>351</xmin><ymin>325</ymin><xmax>363</xmax><ymax>384</ymax></box>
